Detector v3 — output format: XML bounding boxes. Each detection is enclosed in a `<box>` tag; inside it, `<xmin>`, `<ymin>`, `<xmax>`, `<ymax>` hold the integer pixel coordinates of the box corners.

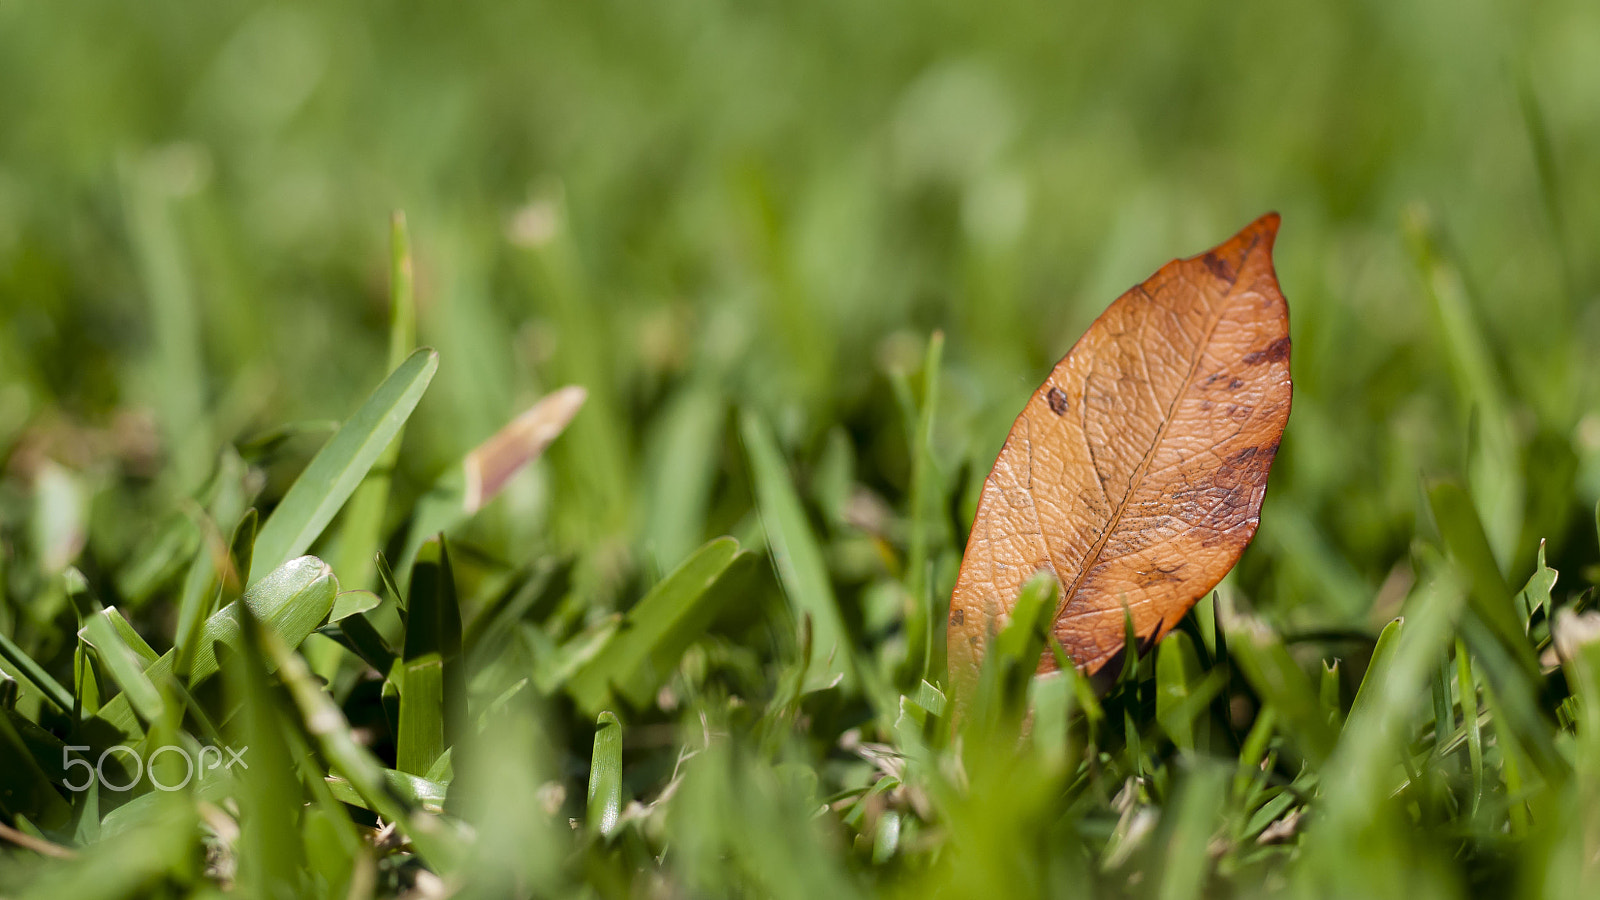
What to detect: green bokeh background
<box><xmin>6</xmin><ymin>1</ymin><xmax>1598</xmax><ymax>623</ymax></box>
<box><xmin>2</xmin><ymin>1</ymin><xmax>1600</xmax><ymax>893</ymax></box>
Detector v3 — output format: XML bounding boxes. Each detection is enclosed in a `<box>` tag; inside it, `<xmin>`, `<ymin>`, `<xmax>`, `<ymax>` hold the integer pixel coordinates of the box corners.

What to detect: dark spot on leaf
<box><xmin>1242</xmin><ymin>336</ymin><xmax>1291</xmax><ymax>366</ymax></box>
<box><xmin>1202</xmin><ymin>251</ymin><xmax>1235</xmax><ymax>284</ymax></box>
<box><xmin>1227</xmin><ymin>378</ymin><xmax>1243</xmax><ymax>390</ymax></box>
<box><xmin>1227</xmin><ymin>444</ymin><xmax>1277</xmax><ymax>481</ymax></box>
<box><xmin>1046</xmin><ymin>387</ymin><xmax>1070</xmax><ymax>416</ymax></box>
<box><xmin>950</xmin><ymin>608</ymin><xmax>964</xmax><ymax>626</ymax></box>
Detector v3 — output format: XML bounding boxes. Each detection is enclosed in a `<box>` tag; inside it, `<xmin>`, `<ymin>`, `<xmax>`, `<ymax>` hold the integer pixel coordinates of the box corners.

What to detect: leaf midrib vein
<box><xmin>1044</xmin><ymin>237</ymin><xmax>1260</xmax><ymax>630</ymax></box>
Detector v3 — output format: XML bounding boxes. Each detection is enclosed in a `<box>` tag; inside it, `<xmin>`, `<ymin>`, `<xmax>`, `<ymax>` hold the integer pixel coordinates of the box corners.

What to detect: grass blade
<box><xmin>587</xmin><ymin>710</ymin><xmax>623</xmax><ymax>837</ymax></box>
<box><xmin>397</xmin><ymin>655</ymin><xmax>445</xmax><ymax>776</ymax></box>
<box><xmin>568</xmin><ymin>537</ymin><xmax>751</xmax><ymax>714</ymax></box>
<box><xmin>1156</xmin><ymin>630</ymin><xmax>1208</xmax><ymax>753</ymax></box>
<box><xmin>226</xmin><ymin>600</ymin><xmax>309</xmax><ymax>897</ymax></box>
<box><xmin>120</xmin><ymin>154</ymin><xmax>211</xmax><ymax>493</ymax></box>
<box><xmin>329</xmin><ymin>589</ymin><xmax>381</xmax><ymax>624</ymax></box>
<box><xmin>248</xmin><ymin>347</ymin><xmax>439</xmax><ymax>584</ymax></box>
<box><xmin>323</xmin><ymin>769</ymin><xmax>447</xmax><ymax>815</ymax></box>
<box><xmin>92</xmin><ymin>556</ymin><xmax>338</xmax><ymax>744</ymax></box>
<box><xmin>1404</xmin><ymin>208</ymin><xmax>1523</xmax><ymax>568</ymax></box>
<box><xmin>1514</xmin><ymin>539</ymin><xmax>1557</xmax><ymax>629</ymax></box>
<box><xmin>642</xmin><ymin>382</ymin><xmax>725</xmax><ymax>573</ymax></box>
<box><xmin>903</xmin><ymin>331</ymin><xmax>947</xmax><ymax>685</ymax></box>
<box><xmin>0</xmin><ymin>629</ymin><xmax>73</xmax><ymax>713</ymax></box>
<box><xmin>397</xmin><ymin>385</ymin><xmax>587</xmax><ymax>581</ymax></box>
<box><xmin>1455</xmin><ymin>638</ymin><xmax>1484</xmax><ymax>815</ymax></box>
<box><xmin>741</xmin><ymin>410</ymin><xmax>853</xmax><ymax>691</ymax></box>
<box><xmin>1157</xmin><ymin>762</ymin><xmax>1228</xmax><ymax>900</ymax></box>
<box><xmin>79</xmin><ymin>610</ymin><xmax>163</xmax><ymax>724</ymax></box>
<box><xmin>404</xmin><ymin>537</ymin><xmax>463</xmax><ymax>735</ymax></box>
<box><xmin>0</xmin><ymin>710</ymin><xmax>72</xmax><ymax>830</ymax></box>
<box><xmin>1228</xmin><ymin>615</ymin><xmax>1336</xmax><ymax>766</ymax></box>
<box><xmin>264</xmin><ymin>629</ymin><xmax>464</xmax><ymax>870</ymax></box>
<box><xmin>1427</xmin><ymin>481</ymin><xmax>1530</xmax><ymax>669</ymax></box>
<box><xmin>332</xmin><ymin>211</ymin><xmax>418</xmax><ymax>591</ymax></box>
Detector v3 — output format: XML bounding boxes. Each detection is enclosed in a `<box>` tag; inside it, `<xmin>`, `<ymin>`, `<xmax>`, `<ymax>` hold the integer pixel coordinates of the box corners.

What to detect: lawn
<box><xmin>2</xmin><ymin>0</ymin><xmax>1600</xmax><ymax>896</ymax></box>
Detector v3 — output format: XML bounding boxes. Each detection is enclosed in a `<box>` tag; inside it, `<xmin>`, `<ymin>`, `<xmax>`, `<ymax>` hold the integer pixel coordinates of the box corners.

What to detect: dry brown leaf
<box><xmin>949</xmin><ymin>213</ymin><xmax>1292</xmax><ymax>679</ymax></box>
<box><xmin>462</xmin><ymin>385</ymin><xmax>587</xmax><ymax>513</ymax></box>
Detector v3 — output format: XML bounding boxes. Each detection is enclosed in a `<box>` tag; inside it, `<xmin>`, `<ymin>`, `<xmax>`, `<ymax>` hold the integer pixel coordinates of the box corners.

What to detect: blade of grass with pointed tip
<box><xmin>248</xmin><ymin>347</ymin><xmax>438</xmax><ymax>584</ymax></box>
<box><xmin>1027</xmin><ymin>669</ymin><xmax>1076</xmax><ymax>773</ymax></box>
<box><xmin>904</xmin><ymin>331</ymin><xmax>946</xmax><ymax>685</ymax></box>
<box><xmin>1319</xmin><ymin>659</ymin><xmax>1341</xmax><ymax>728</ymax></box>
<box><xmin>404</xmin><ymin>537</ymin><xmax>463</xmax><ymax>745</ymax></box>
<box><xmin>1430</xmin><ymin>655</ymin><xmax>1453</xmax><ymax>759</ymax></box>
<box><xmin>587</xmin><ymin>711</ymin><xmax>623</xmax><ymax>836</ymax></box>
<box><xmin>396</xmin><ymin>386</ymin><xmax>587</xmax><ymax>582</ymax></box>
<box><xmin>1515</xmin><ymin>540</ymin><xmax>1557</xmax><ymax>629</ymax></box>
<box><xmin>172</xmin><ymin>538</ymin><xmax>223</xmax><ymax>684</ymax></box>
<box><xmin>1404</xmin><ymin>209</ymin><xmax>1522</xmax><ymax>568</ymax></box>
<box><xmin>1318</xmin><ymin>576</ymin><xmax>1463</xmax><ymax>835</ymax></box>
<box><xmin>1156</xmin><ymin>630</ymin><xmax>1205</xmax><ymax>753</ymax></box>
<box><xmin>1428</xmin><ymin>482</ymin><xmax>1554</xmax><ymax>770</ymax></box>
<box><xmin>957</xmin><ymin>571</ymin><xmax>1058</xmax><ymax>732</ymax></box>
<box><xmin>0</xmin><ymin>629</ymin><xmax>73</xmax><ymax>713</ymax></box>
<box><xmin>568</xmin><ymin>537</ymin><xmax>750</xmax><ymax>714</ymax></box>
<box><xmin>1428</xmin><ymin>482</ymin><xmax>1531</xmax><ymax>669</ymax></box>
<box><xmin>99</xmin><ymin>608</ymin><xmax>157</xmax><ymax>665</ymax></box>
<box><xmin>1349</xmin><ymin>617</ymin><xmax>1405</xmax><ymax>722</ymax></box>
<box><xmin>424</xmin><ymin>747</ymin><xmax>454</xmax><ymax>785</ymax></box>
<box><xmin>332</xmin><ymin>211</ymin><xmax>418</xmax><ymax>591</ymax></box>
<box><xmin>222</xmin><ymin>507</ymin><xmax>257</xmax><ymax>607</ymax></box>
<box><xmin>329</xmin><ymin>590</ymin><xmax>381</xmax><ymax>624</ymax></box>
<box><xmin>741</xmin><ymin>411</ymin><xmax>853</xmax><ymax>691</ymax></box>
<box><xmin>323</xmin><ymin>770</ymin><xmax>448</xmax><ymax>815</ymax></box>
<box><xmin>79</xmin><ymin>610</ymin><xmax>164</xmax><ymax>723</ymax></box>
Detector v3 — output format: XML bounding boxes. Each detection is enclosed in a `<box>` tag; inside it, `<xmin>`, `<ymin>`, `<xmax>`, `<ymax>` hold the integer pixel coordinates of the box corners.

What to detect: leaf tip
<box><xmin>1239</xmin><ymin>211</ymin><xmax>1281</xmax><ymax>254</ymax></box>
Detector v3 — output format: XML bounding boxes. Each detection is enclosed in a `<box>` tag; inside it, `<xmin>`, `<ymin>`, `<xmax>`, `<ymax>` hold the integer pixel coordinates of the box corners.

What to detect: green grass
<box><xmin>2</xmin><ymin>0</ymin><xmax>1600</xmax><ymax>896</ymax></box>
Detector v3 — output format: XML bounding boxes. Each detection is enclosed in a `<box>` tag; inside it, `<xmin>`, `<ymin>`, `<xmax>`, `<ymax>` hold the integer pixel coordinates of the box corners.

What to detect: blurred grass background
<box><xmin>4</xmin><ymin>0</ymin><xmax>1599</xmax><ymax>613</ymax></box>
<box><xmin>3</xmin><ymin>0</ymin><xmax>1600</xmax><ymax>896</ymax></box>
